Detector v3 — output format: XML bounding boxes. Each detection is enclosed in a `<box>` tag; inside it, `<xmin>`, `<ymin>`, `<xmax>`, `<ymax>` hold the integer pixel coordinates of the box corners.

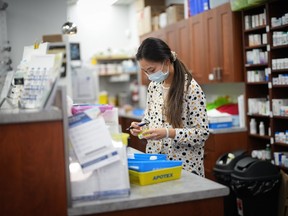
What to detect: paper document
<box><xmin>68</xmin><ymin>108</ymin><xmax>120</xmax><ymax>173</ymax></box>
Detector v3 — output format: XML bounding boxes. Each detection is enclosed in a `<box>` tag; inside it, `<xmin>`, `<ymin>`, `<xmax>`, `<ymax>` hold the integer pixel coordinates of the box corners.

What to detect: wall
<box><xmin>6</xmin><ymin>0</ymin><xmax>67</xmax><ymax>69</ymax></box>
<box><xmin>67</xmin><ymin>0</ymin><xmax>138</xmax><ymax>63</ymax></box>
<box><xmin>201</xmin><ymin>82</ymin><xmax>245</xmax><ymax>103</ymax></box>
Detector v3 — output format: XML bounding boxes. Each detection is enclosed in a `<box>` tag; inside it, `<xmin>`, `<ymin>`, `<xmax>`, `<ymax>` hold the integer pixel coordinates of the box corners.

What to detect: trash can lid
<box><xmin>231</xmin><ymin>157</ymin><xmax>280</xmax><ymax>181</ymax></box>
<box><xmin>213</xmin><ymin>149</ymin><xmax>247</xmax><ymax>173</ymax></box>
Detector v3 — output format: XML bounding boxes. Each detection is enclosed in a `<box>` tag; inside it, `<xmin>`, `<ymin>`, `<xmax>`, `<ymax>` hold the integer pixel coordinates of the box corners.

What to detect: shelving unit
<box><xmin>95</xmin><ymin>57</ymin><xmax>138</xmax><ymax>77</ymax></box>
<box><xmin>94</xmin><ymin>56</ymin><xmax>140</xmax><ymax>104</ymax></box>
<box><xmin>242</xmin><ymin>0</ymin><xmax>288</xmax><ymax>169</ymax></box>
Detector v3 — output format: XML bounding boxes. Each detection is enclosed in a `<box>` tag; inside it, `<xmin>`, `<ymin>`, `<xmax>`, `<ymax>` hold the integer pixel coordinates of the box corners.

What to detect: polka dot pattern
<box><xmin>143</xmin><ymin>77</ymin><xmax>209</xmax><ymax>177</ymax></box>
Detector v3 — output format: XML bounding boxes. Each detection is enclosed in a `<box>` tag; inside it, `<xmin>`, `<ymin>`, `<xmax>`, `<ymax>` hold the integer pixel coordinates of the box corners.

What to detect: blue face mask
<box><xmin>147</xmin><ymin>63</ymin><xmax>169</xmax><ymax>83</ymax></box>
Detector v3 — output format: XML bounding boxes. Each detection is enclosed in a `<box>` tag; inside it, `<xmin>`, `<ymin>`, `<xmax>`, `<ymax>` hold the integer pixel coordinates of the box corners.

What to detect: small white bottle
<box><xmin>250</xmin><ymin>118</ymin><xmax>257</xmax><ymax>134</ymax></box>
<box><xmin>265</xmin><ymin>144</ymin><xmax>271</xmax><ymax>160</ymax></box>
<box><xmin>259</xmin><ymin>121</ymin><xmax>265</xmax><ymax>136</ymax></box>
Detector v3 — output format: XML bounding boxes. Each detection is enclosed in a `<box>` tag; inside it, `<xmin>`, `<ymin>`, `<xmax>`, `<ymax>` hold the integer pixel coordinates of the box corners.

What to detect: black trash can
<box><xmin>213</xmin><ymin>150</ymin><xmax>247</xmax><ymax>216</ymax></box>
<box><xmin>231</xmin><ymin>156</ymin><xmax>281</xmax><ymax>216</ymax></box>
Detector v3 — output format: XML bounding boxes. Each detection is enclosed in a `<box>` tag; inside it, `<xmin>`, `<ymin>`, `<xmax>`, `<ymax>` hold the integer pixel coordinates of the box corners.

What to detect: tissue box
<box><xmin>129</xmin><ymin>166</ymin><xmax>182</xmax><ymax>185</ymax></box>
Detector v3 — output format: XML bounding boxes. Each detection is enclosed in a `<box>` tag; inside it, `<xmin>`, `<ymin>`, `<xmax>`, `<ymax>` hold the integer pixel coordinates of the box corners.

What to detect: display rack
<box><xmin>242</xmin><ymin>0</ymin><xmax>288</xmax><ymax>170</ymax></box>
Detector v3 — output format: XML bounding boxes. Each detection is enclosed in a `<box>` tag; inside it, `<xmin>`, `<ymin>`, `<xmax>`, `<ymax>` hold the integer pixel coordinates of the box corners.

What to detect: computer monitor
<box><xmin>70</xmin><ymin>43</ymin><xmax>81</xmax><ymax>61</ymax></box>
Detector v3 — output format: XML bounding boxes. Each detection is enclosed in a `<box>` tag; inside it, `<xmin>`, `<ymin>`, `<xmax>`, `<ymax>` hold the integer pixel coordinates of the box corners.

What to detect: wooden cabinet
<box><xmin>139</xmin><ymin>3</ymin><xmax>243</xmax><ymax>85</ymax></box>
<box><xmin>242</xmin><ymin>0</ymin><xmax>288</xmax><ymax>171</ymax></box>
<box><xmin>119</xmin><ymin>116</ymin><xmax>147</xmax><ymax>152</ymax></box>
<box><xmin>204</xmin><ymin>131</ymin><xmax>248</xmax><ymax>180</ymax></box>
<box><xmin>191</xmin><ymin>3</ymin><xmax>243</xmax><ymax>84</ymax></box>
<box><xmin>140</xmin><ymin>20</ymin><xmax>190</xmax><ymax>86</ymax></box>
<box><xmin>0</xmin><ymin>87</ymin><xmax>70</xmax><ymax>216</ymax></box>
<box><xmin>189</xmin><ymin>13</ymin><xmax>205</xmax><ymax>82</ymax></box>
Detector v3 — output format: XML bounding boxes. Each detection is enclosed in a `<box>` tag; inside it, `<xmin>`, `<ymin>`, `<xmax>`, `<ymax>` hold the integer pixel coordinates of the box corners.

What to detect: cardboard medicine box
<box><xmin>137</xmin><ymin>5</ymin><xmax>166</xmax><ymax>35</ymax></box>
<box><xmin>136</xmin><ymin>0</ymin><xmax>165</xmax><ymax>11</ymax></box>
<box><xmin>166</xmin><ymin>4</ymin><xmax>185</xmax><ymax>25</ymax></box>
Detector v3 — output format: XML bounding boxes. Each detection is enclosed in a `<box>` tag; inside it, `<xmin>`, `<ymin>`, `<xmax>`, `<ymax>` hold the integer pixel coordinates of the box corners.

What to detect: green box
<box><xmin>230</xmin><ymin>0</ymin><xmax>249</xmax><ymax>11</ymax></box>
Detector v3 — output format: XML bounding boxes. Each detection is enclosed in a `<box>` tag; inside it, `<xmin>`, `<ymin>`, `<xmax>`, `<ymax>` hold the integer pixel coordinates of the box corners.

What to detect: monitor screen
<box><xmin>70</xmin><ymin>43</ymin><xmax>81</xmax><ymax>61</ymax></box>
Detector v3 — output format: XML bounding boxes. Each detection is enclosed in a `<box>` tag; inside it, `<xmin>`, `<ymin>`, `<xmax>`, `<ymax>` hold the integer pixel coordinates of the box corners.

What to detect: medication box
<box><xmin>209</xmin><ymin>122</ymin><xmax>233</xmax><ymax>129</ymax></box>
<box><xmin>129</xmin><ymin>166</ymin><xmax>182</xmax><ymax>186</ymax></box>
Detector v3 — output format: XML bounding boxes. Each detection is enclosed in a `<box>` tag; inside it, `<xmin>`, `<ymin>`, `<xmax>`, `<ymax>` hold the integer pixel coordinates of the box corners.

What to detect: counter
<box><xmin>0</xmin><ymin>107</ymin><xmax>62</xmax><ymax>124</ymax></box>
<box><xmin>118</xmin><ymin>112</ymin><xmax>247</xmax><ymax>134</ymax></box>
<box><xmin>68</xmin><ymin>166</ymin><xmax>229</xmax><ymax>216</ymax></box>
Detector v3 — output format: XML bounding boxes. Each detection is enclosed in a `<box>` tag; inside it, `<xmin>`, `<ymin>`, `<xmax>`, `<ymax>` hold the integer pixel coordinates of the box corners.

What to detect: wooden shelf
<box><xmin>271</xmin><ymin>69</ymin><xmax>288</xmax><ymax>73</ymax></box>
<box><xmin>273</xmin><ymin>115</ymin><xmax>288</xmax><ymax>120</ymax></box>
<box><xmin>247</xmin><ymin>114</ymin><xmax>270</xmax><ymax>118</ymax></box>
<box><xmin>271</xmin><ymin>44</ymin><xmax>288</xmax><ymax>50</ymax></box>
<box><xmin>99</xmin><ymin>72</ymin><xmax>137</xmax><ymax>77</ymax></box>
<box><xmin>95</xmin><ymin>57</ymin><xmax>135</xmax><ymax>62</ymax></box>
<box><xmin>272</xmin><ymin>84</ymin><xmax>288</xmax><ymax>88</ymax></box>
<box><xmin>249</xmin><ymin>133</ymin><xmax>271</xmax><ymax>140</ymax></box>
<box><xmin>274</xmin><ymin>142</ymin><xmax>288</xmax><ymax>147</ymax></box>
<box><xmin>245</xmin><ymin>63</ymin><xmax>268</xmax><ymax>68</ymax></box>
<box><xmin>245</xmin><ymin>44</ymin><xmax>267</xmax><ymax>50</ymax></box>
<box><xmin>243</xmin><ymin>0</ymin><xmax>288</xmax><ymax>172</ymax></box>
<box><xmin>244</xmin><ymin>25</ymin><xmax>267</xmax><ymax>33</ymax></box>
<box><xmin>247</xmin><ymin>81</ymin><xmax>269</xmax><ymax>85</ymax></box>
<box><xmin>271</xmin><ymin>23</ymin><xmax>288</xmax><ymax>31</ymax></box>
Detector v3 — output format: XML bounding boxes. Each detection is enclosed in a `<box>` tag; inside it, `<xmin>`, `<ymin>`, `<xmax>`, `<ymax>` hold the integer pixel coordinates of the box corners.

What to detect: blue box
<box><xmin>189</xmin><ymin>0</ymin><xmax>210</xmax><ymax>16</ymax></box>
<box><xmin>209</xmin><ymin>121</ymin><xmax>233</xmax><ymax>129</ymax></box>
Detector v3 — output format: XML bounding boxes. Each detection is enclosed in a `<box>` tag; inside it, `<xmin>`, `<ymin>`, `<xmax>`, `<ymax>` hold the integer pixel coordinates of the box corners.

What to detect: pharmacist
<box><xmin>129</xmin><ymin>37</ymin><xmax>209</xmax><ymax>177</ymax></box>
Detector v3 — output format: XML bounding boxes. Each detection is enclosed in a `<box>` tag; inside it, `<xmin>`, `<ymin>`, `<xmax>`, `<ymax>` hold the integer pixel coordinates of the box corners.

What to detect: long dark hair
<box><xmin>136</xmin><ymin>37</ymin><xmax>192</xmax><ymax>128</ymax></box>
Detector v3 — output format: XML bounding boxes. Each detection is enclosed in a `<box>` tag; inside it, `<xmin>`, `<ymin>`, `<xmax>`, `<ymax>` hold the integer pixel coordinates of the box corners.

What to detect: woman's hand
<box><xmin>129</xmin><ymin>121</ymin><xmax>142</xmax><ymax>137</ymax></box>
<box><xmin>142</xmin><ymin>128</ymin><xmax>167</xmax><ymax>140</ymax></box>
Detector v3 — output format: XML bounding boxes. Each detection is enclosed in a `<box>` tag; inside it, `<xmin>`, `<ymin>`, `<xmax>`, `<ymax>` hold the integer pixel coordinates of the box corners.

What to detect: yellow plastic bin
<box><xmin>129</xmin><ymin>166</ymin><xmax>182</xmax><ymax>186</ymax></box>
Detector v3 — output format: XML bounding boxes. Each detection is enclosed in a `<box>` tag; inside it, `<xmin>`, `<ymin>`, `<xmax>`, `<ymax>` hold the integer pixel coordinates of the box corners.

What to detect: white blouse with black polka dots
<box><xmin>143</xmin><ymin>77</ymin><xmax>210</xmax><ymax>177</ymax></box>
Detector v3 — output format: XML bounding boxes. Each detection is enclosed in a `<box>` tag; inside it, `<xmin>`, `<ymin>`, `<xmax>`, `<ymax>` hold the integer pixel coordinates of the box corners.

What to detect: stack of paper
<box><xmin>68</xmin><ymin>107</ymin><xmax>130</xmax><ymax>202</ymax></box>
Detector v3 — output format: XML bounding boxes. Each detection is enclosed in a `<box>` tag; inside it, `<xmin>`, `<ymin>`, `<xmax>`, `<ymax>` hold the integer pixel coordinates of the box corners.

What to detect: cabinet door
<box><xmin>140</xmin><ymin>28</ymin><xmax>167</xmax><ymax>43</ymax></box>
<box><xmin>176</xmin><ymin>19</ymin><xmax>191</xmax><ymax>69</ymax></box>
<box><xmin>203</xmin><ymin>9</ymin><xmax>218</xmax><ymax>83</ymax></box>
<box><xmin>216</xmin><ymin>3</ymin><xmax>243</xmax><ymax>82</ymax></box>
<box><xmin>165</xmin><ymin>20</ymin><xmax>190</xmax><ymax>69</ymax></box>
<box><xmin>0</xmin><ymin>121</ymin><xmax>67</xmax><ymax>215</ymax></box>
<box><xmin>189</xmin><ymin>14</ymin><xmax>205</xmax><ymax>84</ymax></box>
<box><xmin>165</xmin><ymin>23</ymin><xmax>178</xmax><ymax>52</ymax></box>
<box><xmin>204</xmin><ymin>132</ymin><xmax>248</xmax><ymax>181</ymax></box>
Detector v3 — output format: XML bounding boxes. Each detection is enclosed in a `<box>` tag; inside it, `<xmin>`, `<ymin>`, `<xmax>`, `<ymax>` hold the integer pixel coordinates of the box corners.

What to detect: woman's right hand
<box><xmin>129</xmin><ymin>121</ymin><xmax>142</xmax><ymax>137</ymax></box>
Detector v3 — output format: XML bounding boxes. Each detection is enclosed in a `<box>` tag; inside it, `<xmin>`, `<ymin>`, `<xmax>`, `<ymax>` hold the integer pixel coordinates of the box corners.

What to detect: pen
<box><xmin>126</xmin><ymin>122</ymin><xmax>147</xmax><ymax>131</ymax></box>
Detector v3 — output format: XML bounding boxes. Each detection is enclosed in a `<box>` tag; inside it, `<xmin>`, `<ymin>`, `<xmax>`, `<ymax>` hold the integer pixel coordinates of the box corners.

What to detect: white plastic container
<box><xmin>259</xmin><ymin>121</ymin><xmax>265</xmax><ymax>136</ymax></box>
<box><xmin>250</xmin><ymin>118</ymin><xmax>257</xmax><ymax>134</ymax></box>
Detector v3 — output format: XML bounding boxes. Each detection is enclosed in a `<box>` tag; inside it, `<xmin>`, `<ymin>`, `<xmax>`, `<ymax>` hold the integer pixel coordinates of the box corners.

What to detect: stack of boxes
<box><xmin>136</xmin><ymin>0</ymin><xmax>166</xmax><ymax>36</ymax></box>
<box><xmin>136</xmin><ymin>0</ymin><xmax>184</xmax><ymax>36</ymax></box>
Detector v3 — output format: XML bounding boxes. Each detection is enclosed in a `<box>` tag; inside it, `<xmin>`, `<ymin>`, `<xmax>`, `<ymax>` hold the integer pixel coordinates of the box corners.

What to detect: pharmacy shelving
<box><xmin>242</xmin><ymin>0</ymin><xmax>288</xmax><ymax>169</ymax></box>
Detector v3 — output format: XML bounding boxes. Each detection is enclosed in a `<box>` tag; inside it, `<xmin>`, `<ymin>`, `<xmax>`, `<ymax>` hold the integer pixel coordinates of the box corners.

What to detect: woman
<box><xmin>129</xmin><ymin>37</ymin><xmax>209</xmax><ymax>177</ymax></box>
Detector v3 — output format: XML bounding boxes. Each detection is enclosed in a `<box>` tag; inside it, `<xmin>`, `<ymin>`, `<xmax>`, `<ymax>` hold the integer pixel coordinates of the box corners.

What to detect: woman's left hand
<box><xmin>142</xmin><ymin>128</ymin><xmax>167</xmax><ymax>140</ymax></box>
